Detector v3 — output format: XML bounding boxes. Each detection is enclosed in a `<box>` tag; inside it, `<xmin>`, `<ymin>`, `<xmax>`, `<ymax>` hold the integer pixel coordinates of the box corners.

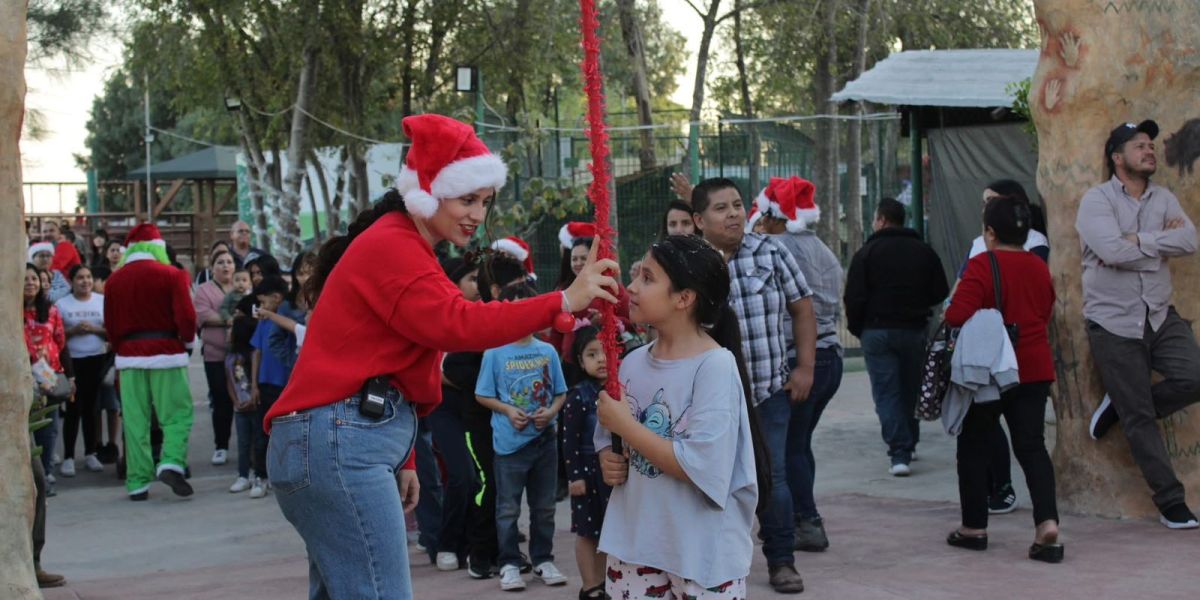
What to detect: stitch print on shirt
<box><xmin>627</xmin><ymin>386</ymin><xmax>691</xmax><ymax>478</ymax></box>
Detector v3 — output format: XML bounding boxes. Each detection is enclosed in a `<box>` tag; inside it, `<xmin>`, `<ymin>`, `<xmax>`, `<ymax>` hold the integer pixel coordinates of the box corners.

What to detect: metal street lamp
<box><xmin>455</xmin><ymin>66</ymin><xmax>477</xmax><ymax>93</ymax></box>
<box><xmin>224</xmin><ymin>95</ymin><xmax>243</xmax><ymax>112</ymax></box>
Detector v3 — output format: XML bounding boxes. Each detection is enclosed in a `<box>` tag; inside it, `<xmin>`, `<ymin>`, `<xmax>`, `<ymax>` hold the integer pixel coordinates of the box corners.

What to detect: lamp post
<box><xmin>455</xmin><ymin>66</ymin><xmax>483</xmax><ymax>134</ymax></box>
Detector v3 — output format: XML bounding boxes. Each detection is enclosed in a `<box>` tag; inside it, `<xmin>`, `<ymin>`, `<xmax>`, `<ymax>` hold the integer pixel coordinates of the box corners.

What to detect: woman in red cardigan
<box><xmin>265</xmin><ymin>114</ymin><xmax>619</xmax><ymax>599</ymax></box>
<box><xmin>943</xmin><ymin>195</ymin><xmax>1062</xmax><ymax>564</ymax></box>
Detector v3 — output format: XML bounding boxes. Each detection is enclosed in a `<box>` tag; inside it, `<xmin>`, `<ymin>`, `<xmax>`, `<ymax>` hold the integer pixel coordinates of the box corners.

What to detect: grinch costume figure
<box><xmin>104</xmin><ymin>224</ymin><xmax>198</xmax><ymax>500</ymax></box>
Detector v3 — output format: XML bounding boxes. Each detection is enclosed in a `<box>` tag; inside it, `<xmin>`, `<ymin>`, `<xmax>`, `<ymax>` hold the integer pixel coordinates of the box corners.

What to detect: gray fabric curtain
<box><xmin>927</xmin><ymin>123</ymin><xmax>1039</xmax><ymax>284</ymax></box>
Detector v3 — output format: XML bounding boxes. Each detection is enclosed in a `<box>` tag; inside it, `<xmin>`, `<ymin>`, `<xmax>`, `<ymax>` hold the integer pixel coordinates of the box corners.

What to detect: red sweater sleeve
<box><xmin>173</xmin><ymin>269</ymin><xmax>198</xmax><ymax>346</ymax></box>
<box><xmin>945</xmin><ymin>256</ymin><xmax>990</xmax><ymax>327</ymax></box>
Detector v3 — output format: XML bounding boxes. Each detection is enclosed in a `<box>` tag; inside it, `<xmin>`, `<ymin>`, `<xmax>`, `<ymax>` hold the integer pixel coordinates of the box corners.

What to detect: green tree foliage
<box><xmin>26</xmin><ymin>0</ymin><xmax>109</xmax><ymax>65</ymax></box>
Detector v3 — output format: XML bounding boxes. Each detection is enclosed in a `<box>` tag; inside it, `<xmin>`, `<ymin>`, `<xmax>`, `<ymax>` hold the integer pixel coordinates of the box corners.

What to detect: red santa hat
<box><xmin>395</xmin><ymin>114</ymin><xmax>508</xmax><ymax>219</ymax></box>
<box><xmin>749</xmin><ymin>176</ymin><xmax>820</xmax><ymax>233</ymax></box>
<box><xmin>124</xmin><ymin>223</ymin><xmax>165</xmax><ymax>246</ymax></box>
<box><xmin>27</xmin><ymin>241</ymin><xmax>54</xmax><ymax>263</ymax></box>
<box><xmin>122</xmin><ymin>223</ymin><xmax>170</xmax><ymax>265</ymax></box>
<box><xmin>491</xmin><ymin>236</ymin><xmax>536</xmax><ymax>280</ymax></box>
<box><xmin>558</xmin><ymin>221</ymin><xmax>597</xmax><ymax>249</ymax></box>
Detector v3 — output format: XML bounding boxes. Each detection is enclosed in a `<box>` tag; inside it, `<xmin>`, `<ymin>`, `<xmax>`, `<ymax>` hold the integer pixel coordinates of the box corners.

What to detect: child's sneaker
<box><xmin>84</xmin><ymin>454</ymin><xmax>104</xmax><ymax>472</ymax></box>
<box><xmin>60</xmin><ymin>458</ymin><xmax>76</xmax><ymax>477</ymax></box>
<box><xmin>436</xmin><ymin>552</ymin><xmax>460</xmax><ymax>571</ymax></box>
<box><xmin>499</xmin><ymin>564</ymin><xmax>526</xmax><ymax>591</ymax></box>
<box><xmin>229</xmin><ymin>477</ymin><xmax>251</xmax><ymax>493</ymax></box>
<box><xmin>249</xmin><ymin>477</ymin><xmax>267</xmax><ymax>499</ymax></box>
<box><xmin>533</xmin><ymin>562</ymin><xmax>567</xmax><ymax>586</ymax></box>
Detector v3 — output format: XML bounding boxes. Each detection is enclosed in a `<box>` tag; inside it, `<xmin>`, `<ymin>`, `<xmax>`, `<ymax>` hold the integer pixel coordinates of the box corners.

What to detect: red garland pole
<box><xmin>579</xmin><ymin>0</ymin><xmax>623</xmax><ymax>446</ymax></box>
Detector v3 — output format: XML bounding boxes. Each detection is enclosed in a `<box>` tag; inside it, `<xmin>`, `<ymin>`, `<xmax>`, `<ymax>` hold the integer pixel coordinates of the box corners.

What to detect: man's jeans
<box><xmin>861</xmin><ymin>328</ymin><xmax>925</xmax><ymax>465</ymax></box>
<box><xmin>494</xmin><ymin>429</ymin><xmax>558</xmax><ymax>569</ymax></box>
<box><xmin>1087</xmin><ymin>308</ymin><xmax>1200</xmax><ymax>511</ymax></box>
<box><xmin>756</xmin><ymin>389</ymin><xmax>797</xmax><ymax>566</ymax></box>
<box><xmin>787</xmin><ymin>349</ymin><xmax>844</xmax><ymax>520</ymax></box>
<box><xmin>270</xmin><ymin>393</ymin><xmax>418</xmax><ymax>600</ymax></box>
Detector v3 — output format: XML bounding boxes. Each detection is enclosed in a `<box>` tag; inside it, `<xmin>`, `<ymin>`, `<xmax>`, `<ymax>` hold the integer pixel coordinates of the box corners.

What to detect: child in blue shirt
<box><xmin>250</xmin><ymin>276</ymin><xmax>291</xmax><ymax>499</ymax></box>
<box><xmin>476</xmin><ymin>283</ymin><xmax>569</xmax><ymax>592</ymax></box>
<box><xmin>562</xmin><ymin>326</ymin><xmax>612</xmax><ymax>600</ymax></box>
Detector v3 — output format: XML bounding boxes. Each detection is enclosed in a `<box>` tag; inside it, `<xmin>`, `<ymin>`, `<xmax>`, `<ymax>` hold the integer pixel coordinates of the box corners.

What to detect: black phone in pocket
<box><xmin>359</xmin><ymin>377</ymin><xmax>390</xmax><ymax>419</ymax></box>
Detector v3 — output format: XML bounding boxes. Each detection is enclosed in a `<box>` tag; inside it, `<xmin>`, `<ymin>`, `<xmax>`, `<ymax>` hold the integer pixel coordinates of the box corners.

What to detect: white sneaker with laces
<box><xmin>229</xmin><ymin>477</ymin><xmax>251</xmax><ymax>493</ymax></box>
<box><xmin>84</xmin><ymin>454</ymin><xmax>104</xmax><ymax>472</ymax></box>
<box><xmin>499</xmin><ymin>565</ymin><xmax>526</xmax><ymax>591</ymax></box>
<box><xmin>249</xmin><ymin>477</ymin><xmax>267</xmax><ymax>499</ymax></box>
<box><xmin>60</xmin><ymin>458</ymin><xmax>76</xmax><ymax>477</ymax></box>
<box><xmin>436</xmin><ymin>552</ymin><xmax>460</xmax><ymax>571</ymax></box>
<box><xmin>212</xmin><ymin>449</ymin><xmax>228</xmax><ymax>465</ymax></box>
<box><xmin>889</xmin><ymin>463</ymin><xmax>911</xmax><ymax>477</ymax></box>
<box><xmin>533</xmin><ymin>562</ymin><xmax>567</xmax><ymax>586</ymax></box>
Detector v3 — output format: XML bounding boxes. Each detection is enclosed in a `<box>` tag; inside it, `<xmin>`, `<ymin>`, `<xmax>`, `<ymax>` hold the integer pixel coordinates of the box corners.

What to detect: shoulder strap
<box><xmin>987</xmin><ymin>251</ymin><xmax>1004</xmax><ymax>315</ymax></box>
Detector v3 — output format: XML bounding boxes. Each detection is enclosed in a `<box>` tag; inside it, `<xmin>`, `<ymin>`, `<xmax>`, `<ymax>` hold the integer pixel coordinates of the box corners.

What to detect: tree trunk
<box><xmin>1031</xmin><ymin>0</ymin><xmax>1200</xmax><ymax>517</ymax></box>
<box><xmin>400</xmin><ymin>0</ymin><xmax>420</xmax><ymax>117</ymax></box>
<box><xmin>732</xmin><ymin>0</ymin><xmax>759</xmax><ymax>195</ymax></box>
<box><xmin>235</xmin><ymin>112</ymin><xmax>274</xmax><ymax>255</ymax></box>
<box><xmin>685</xmin><ymin>4</ymin><xmax>721</xmax><ymax>179</ymax></box>
<box><xmin>422</xmin><ymin>0</ymin><xmax>459</xmax><ymax>98</ymax></box>
<box><xmin>351</xmin><ymin>147</ymin><xmax>370</xmax><ymax>213</ymax></box>
<box><xmin>279</xmin><ymin>44</ymin><xmax>318</xmax><ymax>266</ymax></box>
<box><xmin>0</xmin><ymin>4</ymin><xmax>38</xmax><ymax>596</ymax></box>
<box><xmin>845</xmin><ymin>0</ymin><xmax>872</xmax><ymax>254</ymax></box>
<box><xmin>616</xmin><ymin>0</ymin><xmax>656</xmax><ymax>171</ymax></box>
<box><xmin>505</xmin><ymin>0</ymin><xmax>537</xmax><ymax>119</ymax></box>
<box><xmin>813</xmin><ymin>0</ymin><xmax>841</xmax><ymax>251</ymax></box>
<box><xmin>307</xmin><ymin>147</ymin><xmax>334</xmax><ymax>238</ymax></box>
<box><xmin>331</xmin><ymin>146</ymin><xmax>349</xmax><ymax>230</ymax></box>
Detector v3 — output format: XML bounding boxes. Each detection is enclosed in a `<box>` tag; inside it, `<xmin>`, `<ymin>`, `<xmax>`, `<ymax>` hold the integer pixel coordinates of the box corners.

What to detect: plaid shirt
<box><xmin>728</xmin><ymin>232</ymin><xmax>811</xmax><ymax>404</ymax></box>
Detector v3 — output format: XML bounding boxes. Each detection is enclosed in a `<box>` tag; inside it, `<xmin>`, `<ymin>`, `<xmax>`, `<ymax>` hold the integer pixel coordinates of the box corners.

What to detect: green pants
<box><xmin>120</xmin><ymin>368</ymin><xmax>193</xmax><ymax>494</ymax></box>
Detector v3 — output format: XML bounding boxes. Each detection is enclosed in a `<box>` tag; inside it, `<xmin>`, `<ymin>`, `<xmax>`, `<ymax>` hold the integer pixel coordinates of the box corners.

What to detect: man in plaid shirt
<box><xmin>691</xmin><ymin>177</ymin><xmax>817</xmax><ymax>595</ymax></box>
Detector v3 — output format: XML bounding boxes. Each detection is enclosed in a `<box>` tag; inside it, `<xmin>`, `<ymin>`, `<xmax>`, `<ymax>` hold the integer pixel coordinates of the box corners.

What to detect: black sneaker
<box><xmin>1089</xmin><ymin>394</ymin><xmax>1119</xmax><ymax>440</ymax></box>
<box><xmin>467</xmin><ymin>556</ymin><xmax>494</xmax><ymax>579</ymax></box>
<box><xmin>988</xmin><ymin>483</ymin><xmax>1017</xmax><ymax>514</ymax></box>
<box><xmin>130</xmin><ymin>491</ymin><xmax>149</xmax><ymax>501</ymax></box>
<box><xmin>794</xmin><ymin>517</ymin><xmax>830</xmax><ymax>552</ymax></box>
<box><xmin>96</xmin><ymin>442</ymin><xmax>119</xmax><ymax>464</ymax></box>
<box><xmin>158</xmin><ymin>470</ymin><xmax>194</xmax><ymax>497</ymax></box>
<box><xmin>1159</xmin><ymin>504</ymin><xmax>1200</xmax><ymax>530</ymax></box>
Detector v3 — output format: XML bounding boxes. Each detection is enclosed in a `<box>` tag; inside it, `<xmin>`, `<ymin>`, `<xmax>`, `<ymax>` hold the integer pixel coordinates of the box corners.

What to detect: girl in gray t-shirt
<box><xmin>595</xmin><ymin>235</ymin><xmax>766</xmax><ymax>598</ymax></box>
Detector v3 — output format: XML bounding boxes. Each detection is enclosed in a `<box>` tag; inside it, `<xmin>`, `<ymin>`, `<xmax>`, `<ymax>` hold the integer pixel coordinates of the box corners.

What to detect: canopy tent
<box><xmin>127</xmin><ymin>145</ymin><xmax>239</xmax><ymax>181</ymax></box>
<box><xmin>831</xmin><ymin>49</ymin><xmax>1039</xmax><ymax>108</ymax></box>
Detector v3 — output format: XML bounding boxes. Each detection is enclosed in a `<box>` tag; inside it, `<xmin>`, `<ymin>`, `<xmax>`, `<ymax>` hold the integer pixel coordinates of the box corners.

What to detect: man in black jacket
<box><xmin>844</xmin><ymin>198</ymin><xmax>948</xmax><ymax>476</ymax></box>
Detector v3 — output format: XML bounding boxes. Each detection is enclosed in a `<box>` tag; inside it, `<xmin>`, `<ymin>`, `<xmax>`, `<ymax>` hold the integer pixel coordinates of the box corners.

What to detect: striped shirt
<box><xmin>727</xmin><ymin>233</ymin><xmax>812</xmax><ymax>404</ymax></box>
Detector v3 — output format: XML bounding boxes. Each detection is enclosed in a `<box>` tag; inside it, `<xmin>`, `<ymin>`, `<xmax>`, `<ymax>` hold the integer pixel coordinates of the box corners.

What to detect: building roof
<box><xmin>831</xmin><ymin>49</ymin><xmax>1038</xmax><ymax>108</ymax></box>
<box><xmin>128</xmin><ymin>145</ymin><xmax>239</xmax><ymax>180</ymax></box>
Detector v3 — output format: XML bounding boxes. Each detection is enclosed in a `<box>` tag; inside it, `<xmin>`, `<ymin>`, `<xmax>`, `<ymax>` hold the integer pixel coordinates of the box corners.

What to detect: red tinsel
<box><xmin>578</xmin><ymin>0</ymin><xmax>621</xmax><ymax>402</ymax></box>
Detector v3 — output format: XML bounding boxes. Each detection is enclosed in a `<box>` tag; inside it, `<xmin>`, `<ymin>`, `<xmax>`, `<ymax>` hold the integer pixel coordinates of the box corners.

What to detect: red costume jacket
<box><xmin>104</xmin><ymin>257</ymin><xmax>197</xmax><ymax>370</ymax></box>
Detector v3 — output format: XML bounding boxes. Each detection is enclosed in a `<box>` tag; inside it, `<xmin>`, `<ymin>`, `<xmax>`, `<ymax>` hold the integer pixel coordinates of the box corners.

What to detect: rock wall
<box><xmin>1032</xmin><ymin>0</ymin><xmax>1200</xmax><ymax>517</ymax></box>
<box><xmin>0</xmin><ymin>3</ymin><xmax>38</xmax><ymax>597</ymax></box>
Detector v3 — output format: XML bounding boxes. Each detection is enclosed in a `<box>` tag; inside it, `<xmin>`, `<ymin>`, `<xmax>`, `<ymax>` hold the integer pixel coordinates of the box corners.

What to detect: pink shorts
<box><xmin>605</xmin><ymin>557</ymin><xmax>746</xmax><ymax>600</ymax></box>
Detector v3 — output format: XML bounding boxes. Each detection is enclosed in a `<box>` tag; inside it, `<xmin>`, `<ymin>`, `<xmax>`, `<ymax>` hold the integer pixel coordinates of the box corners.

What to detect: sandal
<box><xmin>946</xmin><ymin>530</ymin><xmax>988</xmax><ymax>551</ymax></box>
<box><xmin>579</xmin><ymin>585</ymin><xmax>608</xmax><ymax>600</ymax></box>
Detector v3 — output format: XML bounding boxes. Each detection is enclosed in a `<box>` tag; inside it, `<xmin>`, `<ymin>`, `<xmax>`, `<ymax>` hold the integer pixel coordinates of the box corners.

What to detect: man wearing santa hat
<box><xmin>104</xmin><ymin>224</ymin><xmax>198</xmax><ymax>500</ymax></box>
<box><xmin>748</xmin><ymin>177</ymin><xmax>844</xmax><ymax>553</ymax></box>
<box><xmin>28</xmin><ymin>241</ymin><xmax>71</xmax><ymax>303</ymax></box>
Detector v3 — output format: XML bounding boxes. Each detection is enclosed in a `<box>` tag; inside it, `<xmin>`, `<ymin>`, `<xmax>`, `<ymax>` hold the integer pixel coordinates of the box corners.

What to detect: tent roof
<box><xmin>831</xmin><ymin>49</ymin><xmax>1039</xmax><ymax>108</ymax></box>
<box><xmin>128</xmin><ymin>145</ymin><xmax>239</xmax><ymax>180</ymax></box>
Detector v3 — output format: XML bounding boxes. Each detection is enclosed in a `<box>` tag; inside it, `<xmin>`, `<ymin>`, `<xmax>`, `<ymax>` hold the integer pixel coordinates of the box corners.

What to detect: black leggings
<box><xmin>63</xmin><ymin>354</ymin><xmax>106</xmax><ymax>459</ymax></box>
<box><xmin>205</xmin><ymin>360</ymin><xmax>234</xmax><ymax>451</ymax></box>
<box><xmin>957</xmin><ymin>382</ymin><xmax>1059</xmax><ymax>530</ymax></box>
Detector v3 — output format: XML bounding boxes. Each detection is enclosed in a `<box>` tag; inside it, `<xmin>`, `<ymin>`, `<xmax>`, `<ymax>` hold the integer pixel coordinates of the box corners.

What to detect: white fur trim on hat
<box><xmin>490</xmin><ymin>238</ymin><xmax>529</xmax><ymax>262</ymax></box>
<box><xmin>28</xmin><ymin>242</ymin><xmax>54</xmax><ymax>261</ymax></box>
<box><xmin>745</xmin><ymin>210</ymin><xmax>763</xmax><ymax>233</ymax></box>
<box><xmin>788</xmin><ymin>206</ymin><xmax>821</xmax><ymax>232</ymax></box>
<box><xmin>558</xmin><ymin>224</ymin><xmax>574</xmax><ymax>250</ymax></box>
<box><xmin>395</xmin><ymin>168</ymin><xmax>439</xmax><ymax>219</ymax></box>
<box><xmin>395</xmin><ymin>153</ymin><xmax>507</xmax><ymax>219</ymax></box>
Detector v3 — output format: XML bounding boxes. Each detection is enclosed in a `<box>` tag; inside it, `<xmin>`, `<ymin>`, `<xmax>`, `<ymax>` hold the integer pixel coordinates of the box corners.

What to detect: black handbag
<box><xmin>987</xmin><ymin>252</ymin><xmax>1020</xmax><ymax>346</ymax></box>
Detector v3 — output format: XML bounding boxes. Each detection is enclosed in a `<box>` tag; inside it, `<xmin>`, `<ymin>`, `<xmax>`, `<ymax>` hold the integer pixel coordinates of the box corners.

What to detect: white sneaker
<box><xmin>499</xmin><ymin>565</ymin><xmax>526</xmax><ymax>591</ymax></box>
<box><xmin>60</xmin><ymin>458</ymin><xmax>76</xmax><ymax>477</ymax></box>
<box><xmin>533</xmin><ymin>562</ymin><xmax>567</xmax><ymax>586</ymax></box>
<box><xmin>51</xmin><ymin>452</ymin><xmax>61</xmax><ymax>466</ymax></box>
<box><xmin>229</xmin><ymin>477</ymin><xmax>251</xmax><ymax>493</ymax></box>
<box><xmin>47</xmin><ymin>473</ymin><xmax>56</xmax><ymax>485</ymax></box>
<box><xmin>249</xmin><ymin>477</ymin><xmax>267</xmax><ymax>499</ymax></box>
<box><xmin>889</xmin><ymin>463</ymin><xmax>911</xmax><ymax>477</ymax></box>
<box><xmin>212</xmin><ymin>449</ymin><xmax>228</xmax><ymax>465</ymax></box>
<box><xmin>436</xmin><ymin>552</ymin><xmax>460</xmax><ymax>571</ymax></box>
<box><xmin>84</xmin><ymin>454</ymin><xmax>104</xmax><ymax>472</ymax></box>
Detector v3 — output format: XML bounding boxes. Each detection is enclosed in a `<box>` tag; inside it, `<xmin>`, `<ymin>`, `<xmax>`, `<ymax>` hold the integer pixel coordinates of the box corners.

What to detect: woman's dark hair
<box><xmin>210</xmin><ymin>249</ymin><xmax>234</xmax><ymax>269</ymax></box>
<box><xmin>477</xmin><ymin>253</ymin><xmax>529</xmax><ymax>302</ymax></box>
<box><xmin>91</xmin><ymin>228</ymin><xmax>109</xmax><ymax>264</ymax></box>
<box><xmin>498</xmin><ymin>282</ymin><xmax>538</xmax><ymax>303</ymax></box>
<box><xmin>983</xmin><ymin>195</ymin><xmax>1032</xmax><ymax>247</ymax></box>
<box><xmin>26</xmin><ymin>263</ymin><xmax>51</xmax><ymax>323</ymax></box>
<box><xmin>246</xmin><ymin>253</ymin><xmax>282</xmax><ymax>279</ymax></box>
<box><xmin>440</xmin><ymin>256</ymin><xmax>476</xmax><ymax>287</ymax></box>
<box><xmin>985</xmin><ymin>179</ymin><xmax>1046</xmax><ymax>237</ymax></box>
<box><xmin>210</xmin><ymin>239</ymin><xmax>232</xmax><ymax>260</ymax></box>
<box><xmin>286</xmin><ymin>251</ymin><xmax>315</xmax><ymax>305</ymax></box>
<box><xmin>92</xmin><ymin>265</ymin><xmax>112</xmax><ymax>282</ymax></box>
<box><xmin>556</xmin><ymin>237</ymin><xmax>593</xmax><ymax>290</ymax></box>
<box><xmin>305</xmin><ymin>189</ymin><xmax>408</xmax><ymax>307</ymax></box>
<box><xmin>648</xmin><ymin>234</ymin><xmax>772</xmax><ymax>512</ymax></box>
<box><xmin>691</xmin><ymin>178</ymin><xmax>739</xmax><ymax>214</ymax></box>
<box><xmin>571</xmin><ymin>325</ymin><xmax>602</xmax><ymax>373</ymax></box>
<box><xmin>658</xmin><ymin>200</ymin><xmax>695</xmax><ymax>241</ymax></box>
<box><xmin>68</xmin><ymin>263</ymin><xmax>92</xmax><ymax>283</ymax></box>
<box><xmin>254</xmin><ymin>275</ymin><xmax>289</xmax><ymax>298</ymax></box>
<box><xmin>103</xmin><ymin>239</ymin><xmax>123</xmax><ymax>264</ymax></box>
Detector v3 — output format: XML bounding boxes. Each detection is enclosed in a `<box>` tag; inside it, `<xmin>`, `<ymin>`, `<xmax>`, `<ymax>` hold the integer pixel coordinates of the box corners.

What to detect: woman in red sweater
<box><xmin>264</xmin><ymin>114</ymin><xmax>619</xmax><ymax>599</ymax></box>
<box><xmin>943</xmin><ymin>195</ymin><xmax>1063</xmax><ymax>564</ymax></box>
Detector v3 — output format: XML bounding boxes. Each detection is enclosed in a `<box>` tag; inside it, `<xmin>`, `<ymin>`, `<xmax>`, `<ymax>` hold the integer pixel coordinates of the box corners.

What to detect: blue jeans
<box><xmin>755</xmin><ymin>389</ymin><xmax>796</xmax><ymax>566</ymax></box>
<box><xmin>34</xmin><ymin>406</ymin><xmax>61</xmax><ymax>475</ymax></box>
<box><xmin>787</xmin><ymin>349</ymin><xmax>844</xmax><ymax>520</ymax></box>
<box><xmin>413</xmin><ymin>418</ymin><xmax>443</xmax><ymax>558</ymax></box>
<box><xmin>269</xmin><ymin>393</ymin><xmax>418</xmax><ymax>600</ymax></box>
<box><xmin>494</xmin><ymin>430</ymin><xmax>557</xmax><ymax>569</ymax></box>
<box><xmin>426</xmin><ymin>403</ymin><xmax>479</xmax><ymax>556</ymax></box>
<box><xmin>861</xmin><ymin>328</ymin><xmax>925</xmax><ymax>464</ymax></box>
<box><xmin>234</xmin><ymin>411</ymin><xmax>258</xmax><ymax>479</ymax></box>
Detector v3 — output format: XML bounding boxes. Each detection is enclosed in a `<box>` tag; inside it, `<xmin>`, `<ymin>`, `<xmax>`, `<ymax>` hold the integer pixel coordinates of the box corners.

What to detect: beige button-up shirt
<box><xmin>1076</xmin><ymin>176</ymin><xmax>1197</xmax><ymax>339</ymax></box>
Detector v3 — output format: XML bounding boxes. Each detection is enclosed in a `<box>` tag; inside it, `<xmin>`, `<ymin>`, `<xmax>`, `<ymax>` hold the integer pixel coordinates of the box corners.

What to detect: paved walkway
<box><xmin>39</xmin><ymin>357</ymin><xmax>1200</xmax><ymax>599</ymax></box>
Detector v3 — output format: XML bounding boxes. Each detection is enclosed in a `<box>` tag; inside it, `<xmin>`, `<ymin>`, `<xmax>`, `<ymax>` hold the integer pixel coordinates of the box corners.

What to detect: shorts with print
<box><xmin>605</xmin><ymin>557</ymin><xmax>746</xmax><ymax>600</ymax></box>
